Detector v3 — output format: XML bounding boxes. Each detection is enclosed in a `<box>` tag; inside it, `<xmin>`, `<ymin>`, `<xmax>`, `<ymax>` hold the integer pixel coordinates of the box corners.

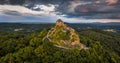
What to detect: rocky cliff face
<box><xmin>43</xmin><ymin>19</ymin><xmax>88</xmax><ymax>50</ymax></box>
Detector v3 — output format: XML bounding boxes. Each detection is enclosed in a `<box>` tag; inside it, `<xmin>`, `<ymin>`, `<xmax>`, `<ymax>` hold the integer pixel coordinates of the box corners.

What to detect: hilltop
<box><xmin>43</xmin><ymin>19</ymin><xmax>88</xmax><ymax>50</ymax></box>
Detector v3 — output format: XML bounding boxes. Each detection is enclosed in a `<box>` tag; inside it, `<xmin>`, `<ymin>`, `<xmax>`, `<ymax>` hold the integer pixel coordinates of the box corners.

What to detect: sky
<box><xmin>0</xmin><ymin>0</ymin><xmax>120</xmax><ymax>23</ymax></box>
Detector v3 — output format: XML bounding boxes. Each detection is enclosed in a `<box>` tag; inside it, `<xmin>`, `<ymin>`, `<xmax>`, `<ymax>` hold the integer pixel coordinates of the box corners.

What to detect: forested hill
<box><xmin>43</xmin><ymin>19</ymin><xmax>88</xmax><ymax>50</ymax></box>
<box><xmin>0</xmin><ymin>21</ymin><xmax>120</xmax><ymax>63</ymax></box>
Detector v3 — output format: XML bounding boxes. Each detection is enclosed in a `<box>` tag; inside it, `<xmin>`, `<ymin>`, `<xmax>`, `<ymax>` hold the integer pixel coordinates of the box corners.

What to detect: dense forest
<box><xmin>0</xmin><ymin>23</ymin><xmax>120</xmax><ymax>63</ymax></box>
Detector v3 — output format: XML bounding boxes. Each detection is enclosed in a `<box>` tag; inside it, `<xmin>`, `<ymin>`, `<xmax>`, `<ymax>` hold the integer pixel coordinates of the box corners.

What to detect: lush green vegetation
<box><xmin>0</xmin><ymin>23</ymin><xmax>120</xmax><ymax>63</ymax></box>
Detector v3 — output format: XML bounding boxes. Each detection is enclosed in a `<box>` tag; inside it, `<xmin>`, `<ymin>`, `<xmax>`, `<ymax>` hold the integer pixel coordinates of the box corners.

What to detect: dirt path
<box><xmin>43</xmin><ymin>28</ymin><xmax>56</xmax><ymax>42</ymax></box>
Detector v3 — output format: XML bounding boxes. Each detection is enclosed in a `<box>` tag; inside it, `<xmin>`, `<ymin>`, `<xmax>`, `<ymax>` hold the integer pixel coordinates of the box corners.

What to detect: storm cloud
<box><xmin>0</xmin><ymin>0</ymin><xmax>120</xmax><ymax>20</ymax></box>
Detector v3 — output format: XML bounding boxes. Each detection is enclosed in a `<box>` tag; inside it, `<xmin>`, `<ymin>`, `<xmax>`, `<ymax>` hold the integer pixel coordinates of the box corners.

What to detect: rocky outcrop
<box><xmin>43</xmin><ymin>19</ymin><xmax>88</xmax><ymax>50</ymax></box>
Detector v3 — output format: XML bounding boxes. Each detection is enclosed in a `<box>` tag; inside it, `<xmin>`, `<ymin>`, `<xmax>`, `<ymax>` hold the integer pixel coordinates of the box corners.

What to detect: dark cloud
<box><xmin>0</xmin><ymin>0</ymin><xmax>120</xmax><ymax>19</ymax></box>
<box><xmin>0</xmin><ymin>0</ymin><xmax>25</xmax><ymax>5</ymax></box>
<box><xmin>3</xmin><ymin>10</ymin><xmax>22</xmax><ymax>16</ymax></box>
<box><xmin>9</xmin><ymin>0</ymin><xmax>25</xmax><ymax>5</ymax></box>
<box><xmin>55</xmin><ymin>0</ymin><xmax>120</xmax><ymax>19</ymax></box>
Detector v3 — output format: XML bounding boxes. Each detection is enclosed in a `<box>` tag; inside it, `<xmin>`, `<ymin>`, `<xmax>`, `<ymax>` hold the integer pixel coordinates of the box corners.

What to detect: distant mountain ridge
<box><xmin>43</xmin><ymin>19</ymin><xmax>88</xmax><ymax>50</ymax></box>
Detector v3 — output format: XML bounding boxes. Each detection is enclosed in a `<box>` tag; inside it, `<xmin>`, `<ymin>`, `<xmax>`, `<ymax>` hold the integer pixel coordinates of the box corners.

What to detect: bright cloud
<box><xmin>39</xmin><ymin>4</ymin><xmax>55</xmax><ymax>12</ymax></box>
<box><xmin>0</xmin><ymin>5</ymin><xmax>57</xmax><ymax>17</ymax></box>
<box><xmin>0</xmin><ymin>5</ymin><xmax>60</xmax><ymax>22</ymax></box>
<box><xmin>106</xmin><ymin>0</ymin><xmax>118</xmax><ymax>4</ymax></box>
<box><xmin>0</xmin><ymin>5</ymin><xmax>42</xmax><ymax>15</ymax></box>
